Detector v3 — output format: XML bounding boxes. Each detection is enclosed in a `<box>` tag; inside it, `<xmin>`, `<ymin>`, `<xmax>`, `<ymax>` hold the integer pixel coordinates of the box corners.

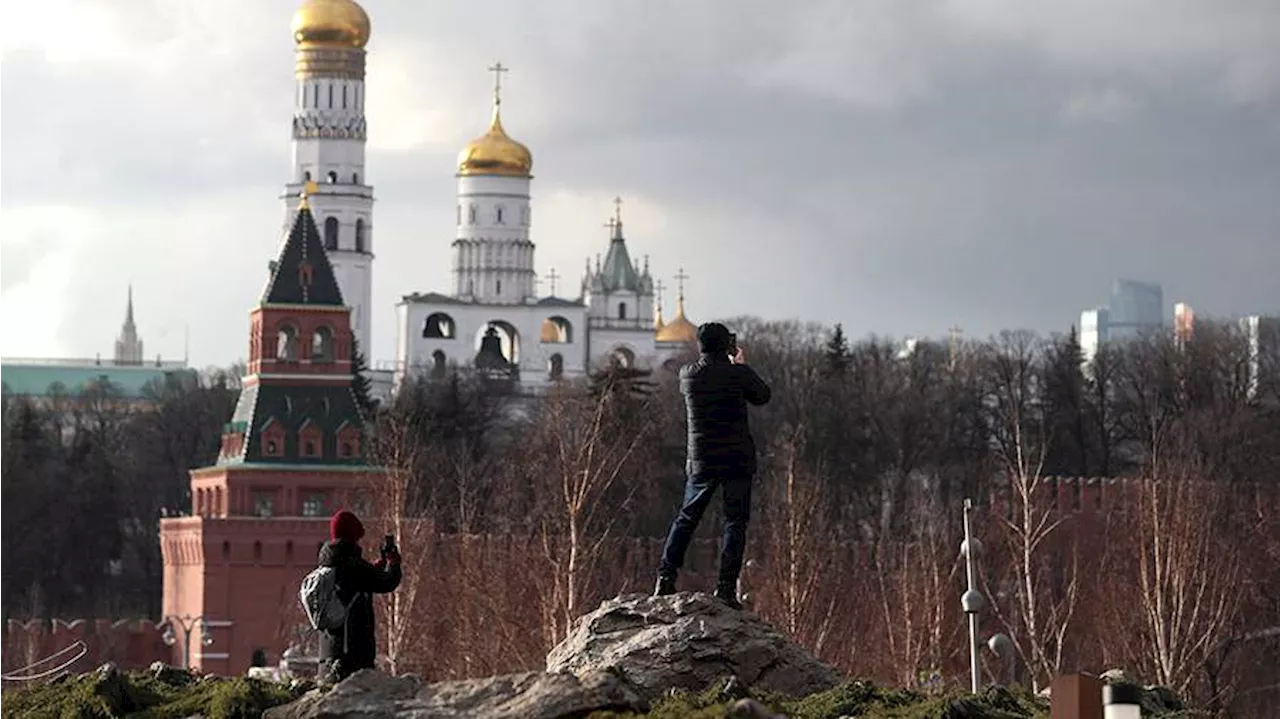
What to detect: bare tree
<box><xmin>1104</xmin><ymin>433</ymin><xmax>1243</xmax><ymax>700</ymax></box>
<box><xmin>369</xmin><ymin>418</ymin><xmax>435</xmax><ymax>676</ymax></box>
<box><xmin>982</xmin><ymin>331</ymin><xmax>1079</xmax><ymax>691</ymax></box>
<box><xmin>528</xmin><ymin>383</ymin><xmax>653</xmax><ymax>641</ymax></box>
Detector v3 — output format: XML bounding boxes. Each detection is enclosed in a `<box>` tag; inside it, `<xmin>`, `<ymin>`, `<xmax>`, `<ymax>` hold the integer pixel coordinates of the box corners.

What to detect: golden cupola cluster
<box><xmin>291</xmin><ymin>0</ymin><xmax>371</xmax><ymax>49</ymax></box>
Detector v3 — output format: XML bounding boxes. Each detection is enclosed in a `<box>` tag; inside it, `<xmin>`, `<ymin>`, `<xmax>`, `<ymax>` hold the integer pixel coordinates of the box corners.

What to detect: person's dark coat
<box><xmin>680</xmin><ymin>352</ymin><xmax>772</xmax><ymax>475</ymax></box>
<box><xmin>316</xmin><ymin>537</ymin><xmax>401</xmax><ymax>672</ymax></box>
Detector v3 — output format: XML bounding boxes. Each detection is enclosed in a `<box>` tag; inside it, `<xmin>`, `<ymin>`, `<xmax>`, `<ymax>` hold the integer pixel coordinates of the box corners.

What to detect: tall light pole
<box><xmin>960</xmin><ymin>498</ymin><xmax>983</xmax><ymax>694</ymax></box>
<box><xmin>161</xmin><ymin>615</ymin><xmax>213</xmax><ymax>670</ymax></box>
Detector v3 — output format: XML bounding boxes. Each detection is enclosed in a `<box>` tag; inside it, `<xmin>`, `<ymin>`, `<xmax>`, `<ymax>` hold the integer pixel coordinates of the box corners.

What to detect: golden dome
<box><xmin>458</xmin><ymin>106</ymin><xmax>533</xmax><ymax>177</ymax></box>
<box><xmin>655</xmin><ymin>298</ymin><xmax>697</xmax><ymax>344</ymax></box>
<box><xmin>292</xmin><ymin>0</ymin><xmax>371</xmax><ymax>49</ymax></box>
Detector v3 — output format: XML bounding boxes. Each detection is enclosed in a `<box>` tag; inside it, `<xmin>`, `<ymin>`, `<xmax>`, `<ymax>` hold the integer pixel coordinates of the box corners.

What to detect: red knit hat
<box><xmin>330</xmin><ymin>510</ymin><xmax>365</xmax><ymax>542</ymax></box>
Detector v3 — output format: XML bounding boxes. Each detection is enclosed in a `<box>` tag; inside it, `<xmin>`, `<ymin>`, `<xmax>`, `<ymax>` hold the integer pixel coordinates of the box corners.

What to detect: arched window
<box><xmin>422</xmin><ymin>313</ymin><xmax>455</xmax><ymax>339</ymax></box>
<box><xmin>468</xmin><ymin>205</ymin><xmax>477</xmax><ymax>224</ymax></box>
<box><xmin>352</xmin><ymin>172</ymin><xmax>359</xmax><ymax>184</ymax></box>
<box><xmin>495</xmin><ymin>205</ymin><xmax>505</xmax><ymax>224</ymax></box>
<box><xmin>342</xmin><ymin>85</ymin><xmax>348</xmax><ymax>109</ymax></box>
<box><xmin>540</xmin><ymin>316</ymin><xmax>573</xmax><ymax>343</ymax></box>
<box><xmin>327</xmin><ymin>170</ymin><xmax>338</xmax><ymax>184</ymax></box>
<box><xmin>303</xmin><ymin>170</ymin><xmax>312</xmax><ymax>182</ymax></box>
<box><xmin>431</xmin><ymin>350</ymin><xmax>447</xmax><ymax>379</ymax></box>
<box><xmin>618</xmin><ymin>302</ymin><xmax>628</xmax><ymax>320</ymax></box>
<box><xmin>312</xmin><ymin>326</ymin><xmax>333</xmax><ymax>362</ymax></box>
<box><xmin>328</xmin><ymin>84</ymin><xmax>333</xmax><ymax>108</ymax></box>
<box><xmin>548</xmin><ymin>353</ymin><xmax>564</xmax><ymax>380</ymax></box>
<box><xmin>324</xmin><ymin>217</ymin><xmax>339</xmax><ymax>250</ymax></box>
<box><xmin>277</xmin><ymin>326</ymin><xmax>298</xmax><ymax>361</ymax></box>
<box><xmin>354</xmin><ymin>219</ymin><xmax>365</xmax><ymax>253</ymax></box>
<box><xmin>496</xmin><ymin>279</ymin><xmax>502</xmax><ymax>295</ymax></box>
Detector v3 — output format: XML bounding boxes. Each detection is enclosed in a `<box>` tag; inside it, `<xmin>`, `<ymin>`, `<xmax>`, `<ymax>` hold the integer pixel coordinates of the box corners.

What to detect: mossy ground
<box><xmin>0</xmin><ymin>668</ymin><xmax>306</xmax><ymax>719</ymax></box>
<box><xmin>588</xmin><ymin>679</ymin><xmax>1052</xmax><ymax>719</ymax></box>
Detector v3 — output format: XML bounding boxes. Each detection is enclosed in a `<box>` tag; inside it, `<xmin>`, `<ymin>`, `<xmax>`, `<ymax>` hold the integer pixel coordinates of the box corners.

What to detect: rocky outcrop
<box><xmin>261</xmin><ymin>668</ymin><xmax>641</xmax><ymax>719</ymax></box>
<box><xmin>265</xmin><ymin>592</ymin><xmax>841</xmax><ymax>718</ymax></box>
<box><xmin>546</xmin><ymin>592</ymin><xmax>842</xmax><ymax>703</ymax></box>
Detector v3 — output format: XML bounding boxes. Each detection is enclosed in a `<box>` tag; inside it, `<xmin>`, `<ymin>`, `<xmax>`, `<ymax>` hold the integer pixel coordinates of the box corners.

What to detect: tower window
<box><xmin>342</xmin><ymin>85</ymin><xmax>348</xmax><ymax>109</ymax></box>
<box><xmin>495</xmin><ymin>206</ymin><xmax>505</xmax><ymax>224</ymax></box>
<box><xmin>496</xmin><ymin>279</ymin><xmax>502</xmax><ymax>295</ymax></box>
<box><xmin>548</xmin><ymin>353</ymin><xmax>564</xmax><ymax>380</ymax></box>
<box><xmin>277</xmin><ymin>326</ymin><xmax>298</xmax><ymax>361</ymax></box>
<box><xmin>303</xmin><ymin>170</ymin><xmax>312</xmax><ymax>182</ymax></box>
<box><xmin>352</xmin><ymin>173</ymin><xmax>359</xmax><ymax>184</ymax></box>
<box><xmin>312</xmin><ymin>326</ymin><xmax>334</xmax><ymax>362</ymax></box>
<box><xmin>324</xmin><ymin>217</ymin><xmax>339</xmax><ymax>250</ymax></box>
<box><xmin>328</xmin><ymin>84</ymin><xmax>334</xmax><ymax>108</ymax></box>
<box><xmin>355</xmin><ymin>219</ymin><xmax>365</xmax><ymax>253</ymax></box>
<box><xmin>468</xmin><ymin>205</ymin><xmax>477</xmax><ymax>224</ymax></box>
<box><xmin>618</xmin><ymin>302</ymin><xmax>628</xmax><ymax>320</ymax></box>
<box><xmin>327</xmin><ymin>171</ymin><xmax>338</xmax><ymax>184</ymax></box>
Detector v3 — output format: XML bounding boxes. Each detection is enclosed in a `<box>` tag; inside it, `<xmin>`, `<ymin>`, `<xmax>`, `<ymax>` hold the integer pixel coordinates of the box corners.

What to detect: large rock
<box><xmin>262</xmin><ymin>668</ymin><xmax>641</xmax><ymax>719</ymax></box>
<box><xmin>545</xmin><ymin>592</ymin><xmax>842</xmax><ymax>703</ymax></box>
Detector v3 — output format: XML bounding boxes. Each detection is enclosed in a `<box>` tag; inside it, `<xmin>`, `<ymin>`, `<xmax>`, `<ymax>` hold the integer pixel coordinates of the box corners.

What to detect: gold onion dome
<box><xmin>655</xmin><ymin>299</ymin><xmax>697</xmax><ymax>344</ymax></box>
<box><xmin>292</xmin><ymin>0</ymin><xmax>371</xmax><ymax>48</ymax></box>
<box><xmin>458</xmin><ymin>106</ymin><xmax>533</xmax><ymax>177</ymax></box>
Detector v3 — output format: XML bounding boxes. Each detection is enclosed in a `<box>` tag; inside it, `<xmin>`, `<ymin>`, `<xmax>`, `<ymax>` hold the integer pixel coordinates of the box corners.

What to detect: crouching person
<box><xmin>301</xmin><ymin>509</ymin><xmax>402</xmax><ymax>685</ymax></box>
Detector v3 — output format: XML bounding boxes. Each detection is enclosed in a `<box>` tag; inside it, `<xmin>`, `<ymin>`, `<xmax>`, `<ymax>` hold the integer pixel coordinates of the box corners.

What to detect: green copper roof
<box><xmin>600</xmin><ymin>221</ymin><xmax>642</xmax><ymax>293</ymax></box>
<box><xmin>0</xmin><ymin>362</ymin><xmax>195</xmax><ymax>399</ymax></box>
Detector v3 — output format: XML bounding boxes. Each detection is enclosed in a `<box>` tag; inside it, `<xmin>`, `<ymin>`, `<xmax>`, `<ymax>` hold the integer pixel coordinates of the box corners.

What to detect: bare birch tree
<box><xmin>982</xmin><ymin>331</ymin><xmax>1079</xmax><ymax>691</ymax></box>
<box><xmin>1105</xmin><ymin>435</ymin><xmax>1243</xmax><ymax>699</ymax></box>
<box><xmin>529</xmin><ymin>382</ymin><xmax>653</xmax><ymax>642</ymax></box>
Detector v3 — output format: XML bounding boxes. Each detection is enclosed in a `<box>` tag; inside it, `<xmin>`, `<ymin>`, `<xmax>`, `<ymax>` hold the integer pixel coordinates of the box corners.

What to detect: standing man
<box><xmin>316</xmin><ymin>510</ymin><xmax>402</xmax><ymax>683</ymax></box>
<box><xmin>655</xmin><ymin>322</ymin><xmax>771</xmax><ymax>609</ymax></box>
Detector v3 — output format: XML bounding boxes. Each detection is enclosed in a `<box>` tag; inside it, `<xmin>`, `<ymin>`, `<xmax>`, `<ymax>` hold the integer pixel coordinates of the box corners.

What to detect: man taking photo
<box><xmin>655</xmin><ymin>322</ymin><xmax>771</xmax><ymax>609</ymax></box>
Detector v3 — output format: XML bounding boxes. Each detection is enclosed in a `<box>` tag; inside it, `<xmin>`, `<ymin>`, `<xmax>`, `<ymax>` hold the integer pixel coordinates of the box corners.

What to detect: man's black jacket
<box><xmin>680</xmin><ymin>352</ymin><xmax>772</xmax><ymax>475</ymax></box>
<box><xmin>316</xmin><ymin>539</ymin><xmax>402</xmax><ymax>670</ymax></box>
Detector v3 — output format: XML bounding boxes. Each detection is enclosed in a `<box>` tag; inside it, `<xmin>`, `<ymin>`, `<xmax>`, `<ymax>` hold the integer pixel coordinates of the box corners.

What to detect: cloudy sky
<box><xmin>2</xmin><ymin>0</ymin><xmax>1278</xmax><ymax>367</ymax></box>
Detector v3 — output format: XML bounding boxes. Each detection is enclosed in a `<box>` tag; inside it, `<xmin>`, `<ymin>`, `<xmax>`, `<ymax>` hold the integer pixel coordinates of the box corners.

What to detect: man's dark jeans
<box><xmin>659</xmin><ymin>469</ymin><xmax>753</xmax><ymax>588</ymax></box>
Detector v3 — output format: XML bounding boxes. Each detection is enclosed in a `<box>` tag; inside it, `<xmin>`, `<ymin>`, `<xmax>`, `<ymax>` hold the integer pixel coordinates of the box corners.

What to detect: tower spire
<box><xmin>115</xmin><ymin>285</ymin><xmax>143</xmax><ymax>365</ymax></box>
<box><xmin>125</xmin><ymin>283</ymin><xmax>136</xmax><ymax>329</ymax></box>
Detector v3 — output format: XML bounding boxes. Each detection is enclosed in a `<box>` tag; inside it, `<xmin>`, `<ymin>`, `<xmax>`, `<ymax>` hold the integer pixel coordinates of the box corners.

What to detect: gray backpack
<box><xmin>300</xmin><ymin>566</ymin><xmax>354</xmax><ymax>631</ymax></box>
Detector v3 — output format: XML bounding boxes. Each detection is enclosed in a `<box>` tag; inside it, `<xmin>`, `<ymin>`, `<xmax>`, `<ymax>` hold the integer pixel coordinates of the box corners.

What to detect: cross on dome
<box><xmin>488</xmin><ymin>61</ymin><xmax>509</xmax><ymax>106</ymax></box>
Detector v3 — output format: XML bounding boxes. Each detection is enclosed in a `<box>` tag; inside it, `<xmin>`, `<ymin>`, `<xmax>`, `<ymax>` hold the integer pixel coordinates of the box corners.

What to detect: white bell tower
<box><xmin>281</xmin><ymin>0</ymin><xmax>376</xmax><ymax>360</ymax></box>
<box><xmin>452</xmin><ymin>63</ymin><xmax>537</xmax><ymax>305</ymax></box>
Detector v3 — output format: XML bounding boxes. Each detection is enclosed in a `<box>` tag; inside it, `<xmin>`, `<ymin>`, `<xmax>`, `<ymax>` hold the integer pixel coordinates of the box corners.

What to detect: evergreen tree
<box><xmin>1042</xmin><ymin>325</ymin><xmax>1089</xmax><ymax>476</ymax></box>
<box><xmin>823</xmin><ymin>323</ymin><xmax>851</xmax><ymax>377</ymax></box>
<box><xmin>350</xmin><ymin>338</ymin><xmax>378</xmax><ymax>418</ymax></box>
<box><xmin>589</xmin><ymin>361</ymin><xmax>657</xmax><ymax>402</ymax></box>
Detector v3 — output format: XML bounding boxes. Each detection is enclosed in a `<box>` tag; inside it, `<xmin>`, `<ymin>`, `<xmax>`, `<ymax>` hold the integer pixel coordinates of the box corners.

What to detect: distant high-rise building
<box><xmin>1174</xmin><ymin>302</ymin><xmax>1195</xmax><ymax>347</ymax></box>
<box><xmin>114</xmin><ymin>285</ymin><xmax>144</xmax><ymax>365</ymax></box>
<box><xmin>1242</xmin><ymin>314</ymin><xmax>1280</xmax><ymax>401</ymax></box>
<box><xmin>1077</xmin><ymin>279</ymin><xmax>1165</xmax><ymax>363</ymax></box>
<box><xmin>1107</xmin><ymin>279</ymin><xmax>1164</xmax><ymax>340</ymax></box>
<box><xmin>1080</xmin><ymin>307</ymin><xmax>1110</xmax><ymax>363</ymax></box>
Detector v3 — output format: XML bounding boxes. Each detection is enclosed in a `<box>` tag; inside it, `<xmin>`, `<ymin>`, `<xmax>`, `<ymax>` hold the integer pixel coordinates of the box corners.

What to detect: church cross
<box><xmin>488</xmin><ymin>62</ymin><xmax>509</xmax><ymax>105</ymax></box>
<box><xmin>613</xmin><ymin>196</ymin><xmax>623</xmax><ymax>225</ymax></box>
<box><xmin>654</xmin><ymin>279</ymin><xmax>667</xmax><ymax>312</ymax></box>
<box><xmin>545</xmin><ymin>267</ymin><xmax>561</xmax><ymax>297</ymax></box>
<box><xmin>674</xmin><ymin>267</ymin><xmax>689</xmax><ymax>300</ymax></box>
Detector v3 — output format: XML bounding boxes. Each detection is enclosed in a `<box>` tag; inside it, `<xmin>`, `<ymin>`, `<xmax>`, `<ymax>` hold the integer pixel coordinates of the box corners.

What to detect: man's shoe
<box><xmin>714</xmin><ymin>586</ymin><xmax>743</xmax><ymax>610</ymax></box>
<box><xmin>654</xmin><ymin>575</ymin><xmax>677</xmax><ymax>597</ymax></box>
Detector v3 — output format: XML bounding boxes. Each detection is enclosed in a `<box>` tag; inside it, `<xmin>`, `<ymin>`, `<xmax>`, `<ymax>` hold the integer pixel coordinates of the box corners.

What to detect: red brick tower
<box><xmin>160</xmin><ymin>187</ymin><xmax>382</xmax><ymax>674</ymax></box>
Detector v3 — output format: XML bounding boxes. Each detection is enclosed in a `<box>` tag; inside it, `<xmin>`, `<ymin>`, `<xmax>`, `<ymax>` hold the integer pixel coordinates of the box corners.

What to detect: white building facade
<box><xmin>394</xmin><ymin>69</ymin><xmax>698</xmax><ymax>390</ymax></box>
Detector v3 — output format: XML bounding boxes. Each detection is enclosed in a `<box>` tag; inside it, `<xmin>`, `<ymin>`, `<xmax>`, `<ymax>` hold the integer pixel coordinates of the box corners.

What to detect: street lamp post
<box><xmin>161</xmin><ymin>615</ymin><xmax>213</xmax><ymax>670</ymax></box>
<box><xmin>959</xmin><ymin>498</ymin><xmax>984</xmax><ymax>694</ymax></box>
